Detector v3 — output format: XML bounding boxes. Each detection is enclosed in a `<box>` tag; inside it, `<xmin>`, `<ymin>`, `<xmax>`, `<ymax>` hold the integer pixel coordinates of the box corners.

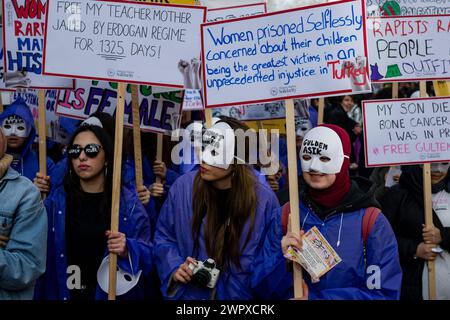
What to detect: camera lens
<box><xmin>192</xmin><ymin>269</ymin><xmax>211</xmax><ymax>288</ymax></box>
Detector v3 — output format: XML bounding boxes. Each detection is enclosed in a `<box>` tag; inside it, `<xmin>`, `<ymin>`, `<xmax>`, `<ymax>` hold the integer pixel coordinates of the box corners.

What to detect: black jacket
<box><xmin>380</xmin><ymin>166</ymin><xmax>450</xmax><ymax>300</ymax></box>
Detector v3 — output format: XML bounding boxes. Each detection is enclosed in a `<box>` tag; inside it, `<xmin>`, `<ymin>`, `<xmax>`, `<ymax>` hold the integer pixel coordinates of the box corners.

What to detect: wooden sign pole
<box><xmin>285</xmin><ymin>99</ymin><xmax>304</xmax><ymax>298</ymax></box>
<box><xmin>419</xmin><ymin>81</ymin><xmax>436</xmax><ymax>300</ymax></box>
<box><xmin>392</xmin><ymin>82</ymin><xmax>399</xmax><ymax>99</ymax></box>
<box><xmin>108</xmin><ymin>82</ymin><xmax>126</xmax><ymax>300</ymax></box>
<box><xmin>317</xmin><ymin>98</ymin><xmax>325</xmax><ymax>125</ymax></box>
<box><xmin>38</xmin><ymin>90</ymin><xmax>47</xmax><ymax>198</ymax></box>
<box><xmin>131</xmin><ymin>84</ymin><xmax>144</xmax><ymax>188</ymax></box>
<box><xmin>0</xmin><ymin>93</ymin><xmax>3</xmax><ymax>113</ymax></box>
<box><xmin>155</xmin><ymin>132</ymin><xmax>163</xmax><ymax>184</ymax></box>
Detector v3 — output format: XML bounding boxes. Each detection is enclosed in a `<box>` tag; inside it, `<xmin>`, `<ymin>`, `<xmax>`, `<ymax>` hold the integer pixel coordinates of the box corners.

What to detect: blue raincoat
<box><xmin>34</xmin><ymin>185</ymin><xmax>153</xmax><ymax>300</ymax></box>
<box><xmin>251</xmin><ymin>188</ymin><xmax>402</xmax><ymax>300</ymax></box>
<box><xmin>154</xmin><ymin>170</ymin><xmax>280</xmax><ymax>300</ymax></box>
<box><xmin>0</xmin><ymin>98</ymin><xmax>55</xmax><ymax>181</ymax></box>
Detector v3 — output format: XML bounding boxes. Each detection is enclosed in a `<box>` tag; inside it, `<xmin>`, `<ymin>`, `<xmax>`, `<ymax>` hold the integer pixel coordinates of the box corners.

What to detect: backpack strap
<box><xmin>362</xmin><ymin>207</ymin><xmax>381</xmax><ymax>246</ymax></box>
<box><xmin>281</xmin><ymin>202</ymin><xmax>291</xmax><ymax>235</ymax></box>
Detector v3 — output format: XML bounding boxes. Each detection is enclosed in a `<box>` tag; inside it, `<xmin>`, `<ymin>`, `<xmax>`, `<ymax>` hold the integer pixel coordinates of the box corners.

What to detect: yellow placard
<box><xmin>433</xmin><ymin>81</ymin><xmax>450</xmax><ymax>97</ymax></box>
<box><xmin>138</xmin><ymin>0</ymin><xmax>197</xmax><ymax>4</ymax></box>
<box><xmin>245</xmin><ymin>119</ymin><xmax>286</xmax><ymax>135</ymax></box>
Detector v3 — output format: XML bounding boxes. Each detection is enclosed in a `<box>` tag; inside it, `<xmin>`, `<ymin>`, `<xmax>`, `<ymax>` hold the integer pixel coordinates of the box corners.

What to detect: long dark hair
<box><xmin>191</xmin><ymin>117</ymin><xmax>257</xmax><ymax>270</ymax></box>
<box><xmin>64</xmin><ymin>125</ymin><xmax>114</xmax><ymax>216</ymax></box>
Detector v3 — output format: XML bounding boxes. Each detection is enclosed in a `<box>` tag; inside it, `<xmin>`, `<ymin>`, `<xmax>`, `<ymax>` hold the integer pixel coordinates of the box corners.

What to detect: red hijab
<box><xmin>307</xmin><ymin>124</ymin><xmax>352</xmax><ymax>209</ymax></box>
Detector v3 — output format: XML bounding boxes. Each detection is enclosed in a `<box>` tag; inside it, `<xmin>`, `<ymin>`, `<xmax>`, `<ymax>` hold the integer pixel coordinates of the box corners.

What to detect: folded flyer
<box><xmin>285</xmin><ymin>226</ymin><xmax>342</xmax><ymax>281</ymax></box>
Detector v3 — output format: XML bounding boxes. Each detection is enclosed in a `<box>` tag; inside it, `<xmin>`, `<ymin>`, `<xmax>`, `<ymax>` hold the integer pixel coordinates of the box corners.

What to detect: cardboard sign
<box><xmin>366</xmin><ymin>0</ymin><xmax>450</xmax><ymax>16</ymax></box>
<box><xmin>56</xmin><ymin>80</ymin><xmax>183</xmax><ymax>134</ymax></box>
<box><xmin>202</xmin><ymin>0</ymin><xmax>265</xmax><ymax>9</ymax></box>
<box><xmin>11</xmin><ymin>89</ymin><xmax>73</xmax><ymax>143</ymax></box>
<box><xmin>2</xmin><ymin>0</ymin><xmax>74</xmax><ymax>89</ymax></box>
<box><xmin>367</xmin><ymin>15</ymin><xmax>450</xmax><ymax>82</ymax></box>
<box><xmin>206</xmin><ymin>3</ymin><xmax>266</xmax><ymax>22</ymax></box>
<box><xmin>201</xmin><ymin>0</ymin><xmax>369</xmax><ymax>108</ymax></box>
<box><xmin>210</xmin><ymin>98</ymin><xmax>310</xmax><ymax>121</ymax></box>
<box><xmin>363</xmin><ymin>97</ymin><xmax>450</xmax><ymax>167</ymax></box>
<box><xmin>43</xmin><ymin>0</ymin><xmax>206</xmax><ymax>88</ymax></box>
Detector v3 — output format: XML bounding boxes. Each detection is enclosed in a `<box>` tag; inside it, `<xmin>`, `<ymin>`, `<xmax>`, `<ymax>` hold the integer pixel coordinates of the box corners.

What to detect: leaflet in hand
<box><xmin>285</xmin><ymin>226</ymin><xmax>342</xmax><ymax>281</ymax></box>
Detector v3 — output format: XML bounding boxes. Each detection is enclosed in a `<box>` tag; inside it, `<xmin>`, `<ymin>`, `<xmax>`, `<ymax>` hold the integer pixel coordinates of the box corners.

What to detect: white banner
<box><xmin>43</xmin><ymin>0</ymin><xmax>206</xmax><ymax>88</ymax></box>
<box><xmin>206</xmin><ymin>2</ymin><xmax>266</xmax><ymax>22</ymax></box>
<box><xmin>366</xmin><ymin>0</ymin><xmax>450</xmax><ymax>16</ymax></box>
<box><xmin>367</xmin><ymin>15</ymin><xmax>450</xmax><ymax>82</ymax></box>
<box><xmin>201</xmin><ymin>0</ymin><xmax>370</xmax><ymax>108</ymax></box>
<box><xmin>363</xmin><ymin>97</ymin><xmax>450</xmax><ymax>167</ymax></box>
<box><xmin>56</xmin><ymin>80</ymin><xmax>183</xmax><ymax>134</ymax></box>
<box><xmin>2</xmin><ymin>0</ymin><xmax>74</xmax><ymax>89</ymax></box>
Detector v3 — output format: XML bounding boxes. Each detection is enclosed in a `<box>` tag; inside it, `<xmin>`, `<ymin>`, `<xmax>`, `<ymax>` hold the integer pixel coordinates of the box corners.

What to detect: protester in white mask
<box><xmin>154</xmin><ymin>117</ymin><xmax>279</xmax><ymax>300</ymax></box>
<box><xmin>252</xmin><ymin>124</ymin><xmax>402</xmax><ymax>300</ymax></box>
<box><xmin>0</xmin><ymin>98</ymin><xmax>55</xmax><ymax>181</ymax></box>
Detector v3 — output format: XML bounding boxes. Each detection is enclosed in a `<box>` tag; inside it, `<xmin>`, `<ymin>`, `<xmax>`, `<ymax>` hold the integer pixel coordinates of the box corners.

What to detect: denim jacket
<box><xmin>0</xmin><ymin>167</ymin><xmax>48</xmax><ymax>299</ymax></box>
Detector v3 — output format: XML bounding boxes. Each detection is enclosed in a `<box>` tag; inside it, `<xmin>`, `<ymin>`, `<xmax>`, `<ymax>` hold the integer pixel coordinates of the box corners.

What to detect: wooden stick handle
<box><xmin>392</xmin><ymin>82</ymin><xmax>399</xmax><ymax>99</ymax></box>
<box><xmin>285</xmin><ymin>99</ymin><xmax>304</xmax><ymax>298</ymax></box>
<box><xmin>38</xmin><ymin>90</ymin><xmax>47</xmax><ymax>200</ymax></box>
<box><xmin>204</xmin><ymin>108</ymin><xmax>213</xmax><ymax>128</ymax></box>
<box><xmin>108</xmin><ymin>82</ymin><xmax>126</xmax><ymax>300</ymax></box>
<box><xmin>419</xmin><ymin>81</ymin><xmax>436</xmax><ymax>300</ymax></box>
<box><xmin>0</xmin><ymin>93</ymin><xmax>4</xmax><ymax>113</ymax></box>
<box><xmin>131</xmin><ymin>84</ymin><xmax>143</xmax><ymax>187</ymax></box>
<box><xmin>317</xmin><ymin>98</ymin><xmax>325</xmax><ymax>125</ymax></box>
<box><xmin>155</xmin><ymin>133</ymin><xmax>163</xmax><ymax>184</ymax></box>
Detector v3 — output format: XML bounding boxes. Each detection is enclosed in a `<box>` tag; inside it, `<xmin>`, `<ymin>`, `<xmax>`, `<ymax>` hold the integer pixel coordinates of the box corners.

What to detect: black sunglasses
<box><xmin>67</xmin><ymin>143</ymin><xmax>103</xmax><ymax>159</ymax></box>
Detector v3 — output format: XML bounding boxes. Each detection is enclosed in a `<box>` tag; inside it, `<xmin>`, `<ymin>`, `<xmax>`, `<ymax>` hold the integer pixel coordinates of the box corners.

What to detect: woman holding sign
<box><xmin>34</xmin><ymin>124</ymin><xmax>153</xmax><ymax>300</ymax></box>
<box><xmin>153</xmin><ymin>117</ymin><xmax>279</xmax><ymax>300</ymax></box>
<box><xmin>251</xmin><ymin>124</ymin><xmax>402</xmax><ymax>300</ymax></box>
<box><xmin>381</xmin><ymin>164</ymin><xmax>450</xmax><ymax>300</ymax></box>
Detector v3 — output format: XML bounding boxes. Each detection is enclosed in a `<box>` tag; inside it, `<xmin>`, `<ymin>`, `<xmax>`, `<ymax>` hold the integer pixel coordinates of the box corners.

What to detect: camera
<box><xmin>188</xmin><ymin>258</ymin><xmax>220</xmax><ymax>289</ymax></box>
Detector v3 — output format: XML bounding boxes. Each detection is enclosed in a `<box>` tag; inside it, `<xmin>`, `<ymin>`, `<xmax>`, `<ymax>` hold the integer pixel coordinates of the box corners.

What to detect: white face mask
<box><xmin>295</xmin><ymin>117</ymin><xmax>311</xmax><ymax>138</ymax></box>
<box><xmin>431</xmin><ymin>162</ymin><xmax>450</xmax><ymax>174</ymax></box>
<box><xmin>97</xmin><ymin>256</ymin><xmax>142</xmax><ymax>296</ymax></box>
<box><xmin>201</xmin><ymin>122</ymin><xmax>235</xmax><ymax>170</ymax></box>
<box><xmin>2</xmin><ymin>115</ymin><xmax>30</xmax><ymax>138</ymax></box>
<box><xmin>300</xmin><ymin>126</ymin><xmax>348</xmax><ymax>174</ymax></box>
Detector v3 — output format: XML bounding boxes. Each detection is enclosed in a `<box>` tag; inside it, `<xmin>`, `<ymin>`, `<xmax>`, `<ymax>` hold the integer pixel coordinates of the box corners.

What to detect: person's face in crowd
<box><xmin>229</xmin><ymin>108</ymin><xmax>240</xmax><ymax>119</ymax></box>
<box><xmin>311</xmin><ymin>99</ymin><xmax>319</xmax><ymax>108</ymax></box>
<box><xmin>341</xmin><ymin>95</ymin><xmax>354</xmax><ymax>112</ymax></box>
<box><xmin>70</xmin><ymin>131</ymin><xmax>106</xmax><ymax>181</ymax></box>
<box><xmin>199</xmin><ymin>163</ymin><xmax>233</xmax><ymax>185</ymax></box>
<box><xmin>2</xmin><ymin>116</ymin><xmax>28</xmax><ymax>150</ymax></box>
<box><xmin>302</xmin><ymin>154</ymin><xmax>337</xmax><ymax>189</ymax></box>
<box><xmin>430</xmin><ymin>162</ymin><xmax>450</xmax><ymax>185</ymax></box>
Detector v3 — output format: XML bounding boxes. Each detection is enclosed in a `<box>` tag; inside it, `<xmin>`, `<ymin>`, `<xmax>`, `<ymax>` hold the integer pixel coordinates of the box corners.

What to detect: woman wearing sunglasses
<box><xmin>154</xmin><ymin>117</ymin><xmax>279</xmax><ymax>300</ymax></box>
<box><xmin>34</xmin><ymin>125</ymin><xmax>153</xmax><ymax>300</ymax></box>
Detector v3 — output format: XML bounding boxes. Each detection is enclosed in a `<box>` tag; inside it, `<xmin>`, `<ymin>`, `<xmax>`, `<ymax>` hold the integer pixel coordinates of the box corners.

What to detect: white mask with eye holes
<box><xmin>300</xmin><ymin>126</ymin><xmax>348</xmax><ymax>174</ymax></box>
<box><xmin>97</xmin><ymin>255</ymin><xmax>142</xmax><ymax>296</ymax></box>
<box><xmin>295</xmin><ymin>117</ymin><xmax>311</xmax><ymax>138</ymax></box>
<box><xmin>201</xmin><ymin>122</ymin><xmax>235</xmax><ymax>170</ymax></box>
<box><xmin>431</xmin><ymin>162</ymin><xmax>450</xmax><ymax>174</ymax></box>
<box><xmin>2</xmin><ymin>115</ymin><xmax>31</xmax><ymax>138</ymax></box>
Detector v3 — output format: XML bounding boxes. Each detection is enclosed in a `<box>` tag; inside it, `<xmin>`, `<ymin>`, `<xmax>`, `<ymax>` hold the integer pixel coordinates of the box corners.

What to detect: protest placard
<box><xmin>202</xmin><ymin>0</ymin><xmax>264</xmax><ymax>9</ymax></box>
<box><xmin>201</xmin><ymin>0</ymin><xmax>369</xmax><ymax>108</ymax></box>
<box><xmin>206</xmin><ymin>2</ymin><xmax>266</xmax><ymax>22</ymax></box>
<box><xmin>2</xmin><ymin>0</ymin><xmax>74</xmax><ymax>89</ymax></box>
<box><xmin>285</xmin><ymin>226</ymin><xmax>342</xmax><ymax>280</ymax></box>
<box><xmin>10</xmin><ymin>88</ymin><xmax>73</xmax><ymax>143</ymax></box>
<box><xmin>367</xmin><ymin>15</ymin><xmax>450</xmax><ymax>82</ymax></box>
<box><xmin>366</xmin><ymin>0</ymin><xmax>450</xmax><ymax>16</ymax></box>
<box><xmin>210</xmin><ymin>98</ymin><xmax>310</xmax><ymax>120</ymax></box>
<box><xmin>363</xmin><ymin>97</ymin><xmax>450</xmax><ymax>167</ymax></box>
<box><xmin>56</xmin><ymin>80</ymin><xmax>183</xmax><ymax>134</ymax></box>
<box><xmin>0</xmin><ymin>27</ymin><xmax>8</xmax><ymax>91</ymax></box>
<box><xmin>42</xmin><ymin>0</ymin><xmax>206</xmax><ymax>88</ymax></box>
